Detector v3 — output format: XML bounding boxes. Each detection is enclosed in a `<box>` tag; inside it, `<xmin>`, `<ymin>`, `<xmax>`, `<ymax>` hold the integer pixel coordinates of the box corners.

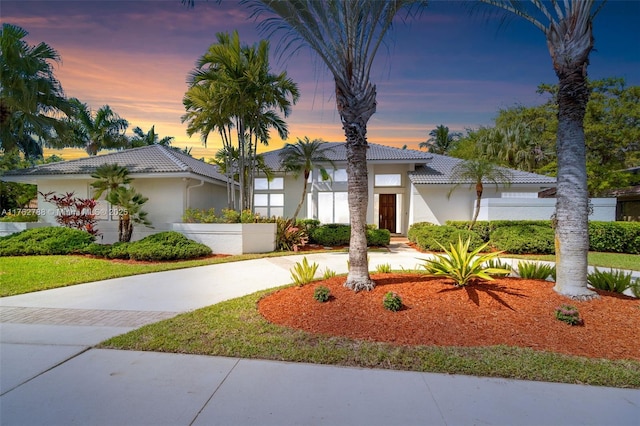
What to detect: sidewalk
<box><xmin>1</xmin><ymin>247</ymin><xmax>639</xmax><ymax>425</ymax></box>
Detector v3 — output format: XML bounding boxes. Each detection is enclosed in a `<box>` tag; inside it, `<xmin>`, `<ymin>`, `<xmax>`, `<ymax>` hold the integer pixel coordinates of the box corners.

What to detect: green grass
<box><xmin>0</xmin><ymin>252</ymin><xmax>296</xmax><ymax>297</ymax></box>
<box><xmin>510</xmin><ymin>252</ymin><xmax>640</xmax><ymax>271</ymax></box>
<box><xmin>100</xmin><ymin>285</ymin><xmax>640</xmax><ymax>388</ymax></box>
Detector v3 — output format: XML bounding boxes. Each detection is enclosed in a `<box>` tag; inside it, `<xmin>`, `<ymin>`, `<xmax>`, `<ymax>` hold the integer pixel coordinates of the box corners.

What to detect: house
<box><xmin>259</xmin><ymin>142</ymin><xmax>574</xmax><ymax>234</ymax></box>
<box><xmin>2</xmin><ymin>145</ymin><xmax>233</xmax><ymax>243</ymax></box>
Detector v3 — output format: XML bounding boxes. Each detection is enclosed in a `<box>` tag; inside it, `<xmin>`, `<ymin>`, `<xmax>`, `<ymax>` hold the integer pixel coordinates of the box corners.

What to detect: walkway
<box><xmin>1</xmin><ymin>245</ymin><xmax>638</xmax><ymax>425</ymax></box>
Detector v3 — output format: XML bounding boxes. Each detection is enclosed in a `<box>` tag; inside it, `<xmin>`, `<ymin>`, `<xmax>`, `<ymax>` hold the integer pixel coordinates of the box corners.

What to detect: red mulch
<box><xmin>258</xmin><ymin>273</ymin><xmax>640</xmax><ymax>361</ymax></box>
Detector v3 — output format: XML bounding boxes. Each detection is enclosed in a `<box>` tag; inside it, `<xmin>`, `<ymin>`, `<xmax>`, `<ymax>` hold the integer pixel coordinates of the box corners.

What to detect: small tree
<box><xmin>447</xmin><ymin>159</ymin><xmax>512</xmax><ymax>229</ymax></box>
<box><xmin>40</xmin><ymin>191</ymin><xmax>99</xmax><ymax>236</ymax></box>
<box><xmin>105</xmin><ymin>186</ymin><xmax>151</xmax><ymax>243</ymax></box>
<box><xmin>279</xmin><ymin>137</ymin><xmax>335</xmax><ymax>220</ymax></box>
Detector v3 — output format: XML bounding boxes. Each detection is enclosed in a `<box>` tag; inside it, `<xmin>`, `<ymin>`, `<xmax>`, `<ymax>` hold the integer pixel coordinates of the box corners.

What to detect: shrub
<box><xmin>309</xmin><ymin>224</ymin><xmax>390</xmax><ymax>247</ymax></box>
<box><xmin>420</xmin><ymin>237</ymin><xmax>510</xmax><ymax>287</ymax></box>
<box><xmin>589</xmin><ymin>222</ymin><xmax>640</xmax><ymax>254</ymax></box>
<box><xmin>310</xmin><ymin>224</ymin><xmax>350</xmax><ymax>246</ymax></box>
<box><xmin>490</xmin><ymin>224</ymin><xmax>554</xmax><ymax>254</ymax></box>
<box><xmin>290</xmin><ymin>257</ymin><xmax>319</xmax><ymax>286</ymax></box>
<box><xmin>322</xmin><ymin>267</ymin><xmax>337</xmax><ymax>279</ymax></box>
<box><xmin>555</xmin><ymin>305</ymin><xmax>582</xmax><ymax>326</ymax></box>
<box><xmin>313</xmin><ymin>286</ymin><xmax>331</xmax><ymax>303</ymax></box>
<box><xmin>296</xmin><ymin>219</ymin><xmax>320</xmax><ymax>236</ymax></box>
<box><xmin>383</xmin><ymin>292</ymin><xmax>403</xmax><ymax>312</ymax></box>
<box><xmin>125</xmin><ymin>232</ymin><xmax>212</xmax><ymax>261</ymax></box>
<box><xmin>407</xmin><ymin>222</ymin><xmax>435</xmax><ymax>243</ymax></box>
<box><xmin>0</xmin><ymin>226</ymin><xmax>95</xmax><ymax>256</ymax></box>
<box><xmin>276</xmin><ymin>218</ymin><xmax>308</xmax><ymax>251</ymax></box>
<box><xmin>516</xmin><ymin>261</ymin><xmax>556</xmax><ymax>281</ymax></box>
<box><xmin>375</xmin><ymin>263</ymin><xmax>392</xmax><ymax>273</ymax></box>
<box><xmin>0</xmin><ymin>211</ymin><xmax>38</xmax><ymax>222</ymax></box>
<box><xmin>181</xmin><ymin>208</ymin><xmax>270</xmax><ymax>224</ymax></box>
<box><xmin>587</xmin><ymin>268</ymin><xmax>638</xmax><ymax>294</ymax></box>
<box><xmin>483</xmin><ymin>258</ymin><xmax>512</xmax><ymax>277</ymax></box>
<box><xmin>413</xmin><ymin>225</ymin><xmax>484</xmax><ymax>252</ymax></box>
<box><xmin>446</xmin><ymin>221</ymin><xmax>491</xmax><ymax>242</ymax></box>
<box><xmin>182</xmin><ymin>208</ymin><xmax>217</xmax><ymax>223</ymax></box>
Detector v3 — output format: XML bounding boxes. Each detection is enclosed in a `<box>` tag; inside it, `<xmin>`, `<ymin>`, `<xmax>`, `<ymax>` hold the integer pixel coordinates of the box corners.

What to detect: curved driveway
<box><xmin>1</xmin><ymin>246</ymin><xmax>638</xmax><ymax>425</ymax></box>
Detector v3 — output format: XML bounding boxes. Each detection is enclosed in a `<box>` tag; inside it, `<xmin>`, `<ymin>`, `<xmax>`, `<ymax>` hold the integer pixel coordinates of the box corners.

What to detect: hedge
<box><xmin>412</xmin><ymin>225</ymin><xmax>484</xmax><ymax>252</ymax></box>
<box><xmin>309</xmin><ymin>224</ymin><xmax>391</xmax><ymax>247</ymax></box>
<box><xmin>0</xmin><ymin>227</ymin><xmax>95</xmax><ymax>256</ymax></box>
<box><xmin>490</xmin><ymin>224</ymin><xmax>555</xmax><ymax>254</ymax></box>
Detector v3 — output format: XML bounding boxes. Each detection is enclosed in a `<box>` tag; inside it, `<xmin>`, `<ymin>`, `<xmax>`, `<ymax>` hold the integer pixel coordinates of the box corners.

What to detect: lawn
<box><xmin>100</xmin><ymin>280</ymin><xmax>640</xmax><ymax>388</ymax></box>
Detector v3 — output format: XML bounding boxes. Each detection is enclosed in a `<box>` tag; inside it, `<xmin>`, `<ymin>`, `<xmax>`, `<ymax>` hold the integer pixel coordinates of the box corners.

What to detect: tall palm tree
<box><xmin>182</xmin><ymin>31</ymin><xmax>299</xmax><ymax>211</ymax></box>
<box><xmin>129</xmin><ymin>125</ymin><xmax>174</xmax><ymax>148</ymax></box>
<box><xmin>279</xmin><ymin>137</ymin><xmax>336</xmax><ymax>220</ymax></box>
<box><xmin>0</xmin><ymin>24</ymin><xmax>73</xmax><ymax>159</ymax></box>
<box><xmin>480</xmin><ymin>0</ymin><xmax>604</xmax><ymax>299</ymax></box>
<box><xmin>419</xmin><ymin>124</ymin><xmax>461</xmax><ymax>154</ymax></box>
<box><xmin>241</xmin><ymin>0</ymin><xmax>424</xmax><ymax>291</ymax></box>
<box><xmin>57</xmin><ymin>98</ymin><xmax>129</xmax><ymax>155</ymax></box>
<box><xmin>447</xmin><ymin>159</ymin><xmax>512</xmax><ymax>229</ymax></box>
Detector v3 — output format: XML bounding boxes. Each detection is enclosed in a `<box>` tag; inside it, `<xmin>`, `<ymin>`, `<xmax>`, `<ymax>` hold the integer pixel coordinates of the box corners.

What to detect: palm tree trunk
<box><xmin>553</xmin><ymin>67</ymin><xmax>597</xmax><ymax>300</ymax></box>
<box><xmin>470</xmin><ymin>184</ymin><xmax>483</xmax><ymax>230</ymax></box>
<box><xmin>292</xmin><ymin>177</ymin><xmax>308</xmax><ymax>221</ymax></box>
<box><xmin>339</xmin><ymin>83</ymin><xmax>377</xmax><ymax>291</ymax></box>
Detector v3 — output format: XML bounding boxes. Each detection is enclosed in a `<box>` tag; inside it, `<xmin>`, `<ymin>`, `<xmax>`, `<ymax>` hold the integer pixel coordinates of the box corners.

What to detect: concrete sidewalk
<box><xmin>1</xmin><ymin>247</ymin><xmax>639</xmax><ymax>425</ymax></box>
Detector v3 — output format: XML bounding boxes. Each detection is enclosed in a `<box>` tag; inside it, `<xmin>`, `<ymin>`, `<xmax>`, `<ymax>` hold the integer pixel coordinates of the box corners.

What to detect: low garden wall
<box><xmin>1</xmin><ymin>222</ymin><xmax>276</xmax><ymax>255</ymax></box>
<box><xmin>170</xmin><ymin>223</ymin><xmax>276</xmax><ymax>255</ymax></box>
<box><xmin>477</xmin><ymin>198</ymin><xmax>616</xmax><ymax>221</ymax></box>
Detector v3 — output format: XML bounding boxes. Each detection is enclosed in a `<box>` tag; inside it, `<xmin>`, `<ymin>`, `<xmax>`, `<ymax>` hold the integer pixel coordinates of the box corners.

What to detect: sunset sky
<box><xmin>3</xmin><ymin>0</ymin><xmax>639</xmax><ymax>160</ymax></box>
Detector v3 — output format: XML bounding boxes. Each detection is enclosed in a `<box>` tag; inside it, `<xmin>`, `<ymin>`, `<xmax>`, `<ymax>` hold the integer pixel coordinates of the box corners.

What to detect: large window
<box><xmin>254</xmin><ymin>177</ymin><xmax>284</xmax><ymax>217</ymax></box>
<box><xmin>317</xmin><ymin>192</ymin><xmax>349</xmax><ymax>223</ymax></box>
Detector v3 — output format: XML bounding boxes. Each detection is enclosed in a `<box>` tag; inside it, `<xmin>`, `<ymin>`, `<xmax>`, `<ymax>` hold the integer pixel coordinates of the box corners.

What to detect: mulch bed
<box><xmin>258</xmin><ymin>273</ymin><xmax>640</xmax><ymax>361</ymax></box>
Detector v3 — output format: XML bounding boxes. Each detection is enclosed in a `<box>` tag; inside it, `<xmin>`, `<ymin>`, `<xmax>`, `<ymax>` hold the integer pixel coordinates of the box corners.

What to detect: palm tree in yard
<box><xmin>58</xmin><ymin>98</ymin><xmax>129</xmax><ymax>155</ymax></box>
<box><xmin>479</xmin><ymin>0</ymin><xmax>605</xmax><ymax>300</ymax></box>
<box><xmin>419</xmin><ymin>124</ymin><xmax>461</xmax><ymax>155</ymax></box>
<box><xmin>182</xmin><ymin>31</ymin><xmax>298</xmax><ymax>211</ymax></box>
<box><xmin>106</xmin><ymin>186</ymin><xmax>151</xmax><ymax>243</ymax></box>
<box><xmin>236</xmin><ymin>0</ymin><xmax>425</xmax><ymax>291</ymax></box>
<box><xmin>280</xmin><ymin>137</ymin><xmax>336</xmax><ymax>220</ymax></box>
<box><xmin>0</xmin><ymin>24</ymin><xmax>73</xmax><ymax>159</ymax></box>
<box><xmin>90</xmin><ymin>163</ymin><xmax>133</xmax><ymax>200</ymax></box>
<box><xmin>447</xmin><ymin>159</ymin><xmax>512</xmax><ymax>230</ymax></box>
<box><xmin>129</xmin><ymin>125</ymin><xmax>174</xmax><ymax>148</ymax></box>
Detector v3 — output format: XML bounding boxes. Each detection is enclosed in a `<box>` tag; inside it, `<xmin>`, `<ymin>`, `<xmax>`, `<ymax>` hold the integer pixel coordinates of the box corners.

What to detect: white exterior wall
<box><xmin>410</xmin><ymin>184</ymin><xmax>475</xmax><ymax>225</ymax></box>
<box><xmin>478</xmin><ymin>197</ymin><xmax>617</xmax><ymax>221</ymax></box>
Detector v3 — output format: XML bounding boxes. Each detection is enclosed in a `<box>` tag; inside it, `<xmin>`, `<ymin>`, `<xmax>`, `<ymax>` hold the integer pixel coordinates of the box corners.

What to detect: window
<box><xmin>318</xmin><ymin>192</ymin><xmax>349</xmax><ymax>223</ymax></box>
<box><xmin>254</xmin><ymin>177</ymin><xmax>284</xmax><ymax>217</ymax></box>
<box><xmin>254</xmin><ymin>177</ymin><xmax>283</xmax><ymax>190</ymax></box>
<box><xmin>374</xmin><ymin>174</ymin><xmax>402</xmax><ymax>187</ymax></box>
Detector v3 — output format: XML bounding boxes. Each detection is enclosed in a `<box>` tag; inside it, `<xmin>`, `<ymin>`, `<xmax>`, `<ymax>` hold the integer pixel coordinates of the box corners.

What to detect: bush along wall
<box><xmin>413</xmin><ymin>220</ymin><xmax>640</xmax><ymax>255</ymax></box>
<box><xmin>309</xmin><ymin>224</ymin><xmax>391</xmax><ymax>247</ymax></box>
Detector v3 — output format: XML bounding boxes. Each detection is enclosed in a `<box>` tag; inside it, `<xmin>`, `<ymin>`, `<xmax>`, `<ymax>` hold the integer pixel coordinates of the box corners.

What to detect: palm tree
<box><xmin>105</xmin><ymin>186</ymin><xmax>151</xmax><ymax>243</ymax></box>
<box><xmin>479</xmin><ymin>0</ymin><xmax>604</xmax><ymax>299</ymax></box>
<box><xmin>57</xmin><ymin>98</ymin><xmax>129</xmax><ymax>155</ymax></box>
<box><xmin>129</xmin><ymin>125</ymin><xmax>174</xmax><ymax>148</ymax></box>
<box><xmin>419</xmin><ymin>125</ymin><xmax>461</xmax><ymax>154</ymax></box>
<box><xmin>279</xmin><ymin>137</ymin><xmax>336</xmax><ymax>220</ymax></box>
<box><xmin>182</xmin><ymin>31</ymin><xmax>299</xmax><ymax>211</ymax></box>
<box><xmin>447</xmin><ymin>159</ymin><xmax>512</xmax><ymax>229</ymax></box>
<box><xmin>240</xmin><ymin>0</ymin><xmax>424</xmax><ymax>291</ymax></box>
<box><xmin>90</xmin><ymin>163</ymin><xmax>133</xmax><ymax>200</ymax></box>
<box><xmin>0</xmin><ymin>24</ymin><xmax>73</xmax><ymax>159</ymax></box>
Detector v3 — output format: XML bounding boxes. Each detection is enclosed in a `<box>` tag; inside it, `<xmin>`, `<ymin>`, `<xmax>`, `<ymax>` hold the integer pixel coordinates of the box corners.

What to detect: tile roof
<box><xmin>261</xmin><ymin>142</ymin><xmax>433</xmax><ymax>170</ymax></box>
<box><xmin>408</xmin><ymin>153</ymin><xmax>556</xmax><ymax>185</ymax></box>
<box><xmin>3</xmin><ymin>145</ymin><xmax>229</xmax><ymax>183</ymax></box>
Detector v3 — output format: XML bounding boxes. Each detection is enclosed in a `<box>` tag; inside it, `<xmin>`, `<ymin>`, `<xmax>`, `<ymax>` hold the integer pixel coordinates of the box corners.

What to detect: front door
<box><xmin>379</xmin><ymin>194</ymin><xmax>396</xmax><ymax>233</ymax></box>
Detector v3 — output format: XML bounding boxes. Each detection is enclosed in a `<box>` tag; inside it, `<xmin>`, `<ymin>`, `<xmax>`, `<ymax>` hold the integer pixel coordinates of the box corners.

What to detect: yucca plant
<box><xmin>322</xmin><ymin>267</ymin><xmax>337</xmax><ymax>279</ymax></box>
<box><xmin>290</xmin><ymin>256</ymin><xmax>319</xmax><ymax>286</ymax></box>
<box><xmin>375</xmin><ymin>263</ymin><xmax>392</xmax><ymax>274</ymax></box>
<box><xmin>483</xmin><ymin>258</ymin><xmax>512</xmax><ymax>277</ymax></box>
<box><xmin>516</xmin><ymin>261</ymin><xmax>556</xmax><ymax>281</ymax></box>
<box><xmin>420</xmin><ymin>237</ymin><xmax>510</xmax><ymax>286</ymax></box>
<box><xmin>587</xmin><ymin>268</ymin><xmax>637</xmax><ymax>294</ymax></box>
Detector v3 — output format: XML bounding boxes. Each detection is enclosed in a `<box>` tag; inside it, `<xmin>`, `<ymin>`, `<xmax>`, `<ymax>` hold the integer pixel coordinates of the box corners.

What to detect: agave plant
<box><xmin>420</xmin><ymin>237</ymin><xmax>510</xmax><ymax>286</ymax></box>
<box><xmin>290</xmin><ymin>256</ymin><xmax>319</xmax><ymax>286</ymax></box>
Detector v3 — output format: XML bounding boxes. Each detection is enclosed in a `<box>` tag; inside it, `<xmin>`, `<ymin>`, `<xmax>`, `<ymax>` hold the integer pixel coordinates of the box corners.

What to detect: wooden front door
<box><xmin>379</xmin><ymin>194</ymin><xmax>396</xmax><ymax>233</ymax></box>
